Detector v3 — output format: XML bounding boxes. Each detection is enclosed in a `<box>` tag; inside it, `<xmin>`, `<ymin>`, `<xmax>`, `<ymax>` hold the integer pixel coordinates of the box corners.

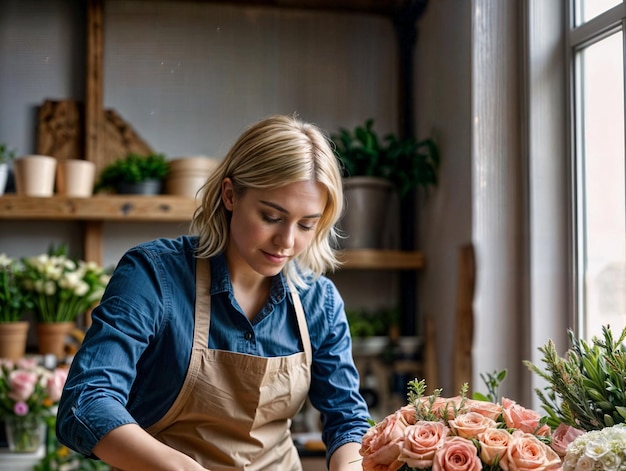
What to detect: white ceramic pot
<box><xmin>0</xmin><ymin>162</ymin><xmax>8</xmax><ymax>196</ymax></box>
<box><xmin>56</xmin><ymin>159</ymin><xmax>96</xmax><ymax>197</ymax></box>
<box><xmin>14</xmin><ymin>155</ymin><xmax>57</xmax><ymax>197</ymax></box>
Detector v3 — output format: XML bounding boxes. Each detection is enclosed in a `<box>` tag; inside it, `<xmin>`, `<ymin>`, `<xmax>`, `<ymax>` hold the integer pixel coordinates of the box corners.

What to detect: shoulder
<box><xmin>296</xmin><ymin>274</ymin><xmax>344</xmax><ymax>325</ymax></box>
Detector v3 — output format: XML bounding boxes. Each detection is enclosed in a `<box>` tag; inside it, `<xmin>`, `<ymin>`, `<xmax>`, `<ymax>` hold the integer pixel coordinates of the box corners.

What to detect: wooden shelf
<box><xmin>0</xmin><ymin>195</ymin><xmax>424</xmax><ymax>270</ymax></box>
<box><xmin>0</xmin><ymin>195</ymin><xmax>197</xmax><ymax>222</ymax></box>
<box><xmin>337</xmin><ymin>249</ymin><xmax>424</xmax><ymax>270</ymax></box>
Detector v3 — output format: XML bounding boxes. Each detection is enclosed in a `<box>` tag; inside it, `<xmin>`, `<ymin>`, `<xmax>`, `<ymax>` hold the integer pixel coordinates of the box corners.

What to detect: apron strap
<box><xmin>286</xmin><ymin>277</ymin><xmax>312</xmax><ymax>366</ymax></box>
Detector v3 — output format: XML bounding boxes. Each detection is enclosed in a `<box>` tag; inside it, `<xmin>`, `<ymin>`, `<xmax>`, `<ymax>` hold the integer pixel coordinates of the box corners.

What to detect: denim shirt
<box><xmin>56</xmin><ymin>235</ymin><xmax>370</xmax><ymax>461</ymax></box>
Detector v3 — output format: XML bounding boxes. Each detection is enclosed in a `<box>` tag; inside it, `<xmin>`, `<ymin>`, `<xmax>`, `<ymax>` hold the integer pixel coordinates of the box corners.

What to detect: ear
<box><xmin>221</xmin><ymin>177</ymin><xmax>235</xmax><ymax>210</ymax></box>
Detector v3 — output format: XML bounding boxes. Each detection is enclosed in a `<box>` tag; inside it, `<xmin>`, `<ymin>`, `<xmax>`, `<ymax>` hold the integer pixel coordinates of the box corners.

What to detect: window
<box><xmin>570</xmin><ymin>3</ymin><xmax>626</xmax><ymax>340</ymax></box>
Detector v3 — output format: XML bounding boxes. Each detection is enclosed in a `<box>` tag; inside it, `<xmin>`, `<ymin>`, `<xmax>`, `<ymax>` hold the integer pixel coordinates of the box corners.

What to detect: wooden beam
<box><xmin>86</xmin><ymin>0</ymin><xmax>104</xmax><ymax>173</ymax></box>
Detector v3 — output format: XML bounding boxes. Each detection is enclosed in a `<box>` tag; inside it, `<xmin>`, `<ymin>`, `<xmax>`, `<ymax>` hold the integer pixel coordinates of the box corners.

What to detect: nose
<box><xmin>274</xmin><ymin>224</ymin><xmax>295</xmax><ymax>249</ymax></box>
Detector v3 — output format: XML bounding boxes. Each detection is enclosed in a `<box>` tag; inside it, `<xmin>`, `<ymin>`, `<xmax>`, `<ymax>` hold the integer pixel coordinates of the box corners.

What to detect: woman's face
<box><xmin>222</xmin><ymin>179</ymin><xmax>327</xmax><ymax>278</ymax></box>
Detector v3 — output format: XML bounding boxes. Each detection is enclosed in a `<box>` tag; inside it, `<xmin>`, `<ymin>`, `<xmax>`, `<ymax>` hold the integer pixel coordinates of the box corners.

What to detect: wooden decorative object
<box><xmin>36</xmin><ymin>99</ymin><xmax>84</xmax><ymax>160</ymax></box>
<box><xmin>452</xmin><ymin>244</ymin><xmax>476</xmax><ymax>394</ymax></box>
<box><xmin>35</xmin><ymin>99</ymin><xmax>154</xmax><ymax>174</ymax></box>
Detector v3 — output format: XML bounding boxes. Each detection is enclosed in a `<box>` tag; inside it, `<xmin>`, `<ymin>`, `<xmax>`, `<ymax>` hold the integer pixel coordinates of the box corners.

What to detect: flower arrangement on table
<box><xmin>20</xmin><ymin>245</ymin><xmax>110</xmax><ymax>323</ymax></box>
<box><xmin>358</xmin><ymin>373</ymin><xmax>563</xmax><ymax>471</ymax></box>
<box><xmin>0</xmin><ymin>358</ymin><xmax>68</xmax><ymax>452</ymax></box>
<box><xmin>525</xmin><ymin>324</ymin><xmax>626</xmax><ymax>469</ymax></box>
<box><xmin>0</xmin><ymin>253</ymin><xmax>33</xmax><ymax>323</ymax></box>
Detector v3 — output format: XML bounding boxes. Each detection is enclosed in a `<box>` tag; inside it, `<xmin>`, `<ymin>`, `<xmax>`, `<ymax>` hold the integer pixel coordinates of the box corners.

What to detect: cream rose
<box><xmin>399</xmin><ymin>420</ymin><xmax>450</xmax><ymax>469</ymax></box>
<box><xmin>478</xmin><ymin>428</ymin><xmax>511</xmax><ymax>468</ymax></box>
<box><xmin>360</xmin><ymin>412</ymin><xmax>409</xmax><ymax>471</ymax></box>
<box><xmin>448</xmin><ymin>411</ymin><xmax>497</xmax><ymax>439</ymax></box>
<box><xmin>432</xmin><ymin>436</ymin><xmax>482</xmax><ymax>471</ymax></box>
<box><xmin>502</xmin><ymin>398</ymin><xmax>551</xmax><ymax>436</ymax></box>
<box><xmin>502</xmin><ymin>431</ymin><xmax>562</xmax><ymax>471</ymax></box>
<box><xmin>550</xmin><ymin>423</ymin><xmax>585</xmax><ymax>457</ymax></box>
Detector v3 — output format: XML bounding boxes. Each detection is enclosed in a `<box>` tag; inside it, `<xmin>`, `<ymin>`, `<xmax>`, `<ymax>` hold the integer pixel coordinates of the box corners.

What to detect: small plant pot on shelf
<box><xmin>14</xmin><ymin>155</ymin><xmax>57</xmax><ymax>197</ymax></box>
<box><xmin>56</xmin><ymin>159</ymin><xmax>96</xmax><ymax>197</ymax></box>
<box><xmin>0</xmin><ymin>163</ymin><xmax>8</xmax><ymax>196</ymax></box>
<box><xmin>0</xmin><ymin>321</ymin><xmax>30</xmax><ymax>361</ymax></box>
<box><xmin>338</xmin><ymin>176</ymin><xmax>396</xmax><ymax>250</ymax></box>
<box><xmin>36</xmin><ymin>322</ymin><xmax>75</xmax><ymax>359</ymax></box>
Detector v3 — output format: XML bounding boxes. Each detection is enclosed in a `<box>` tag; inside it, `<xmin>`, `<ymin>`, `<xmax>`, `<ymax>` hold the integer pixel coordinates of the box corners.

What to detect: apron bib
<box><xmin>113</xmin><ymin>259</ymin><xmax>312</xmax><ymax>471</ymax></box>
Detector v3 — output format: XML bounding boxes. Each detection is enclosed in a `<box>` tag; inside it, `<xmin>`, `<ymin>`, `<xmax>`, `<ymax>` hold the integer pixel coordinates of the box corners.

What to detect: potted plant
<box><xmin>20</xmin><ymin>245</ymin><xmax>110</xmax><ymax>358</ymax></box>
<box><xmin>0</xmin><ymin>143</ymin><xmax>16</xmax><ymax>196</ymax></box>
<box><xmin>95</xmin><ymin>152</ymin><xmax>169</xmax><ymax>195</ymax></box>
<box><xmin>330</xmin><ymin>119</ymin><xmax>439</xmax><ymax>249</ymax></box>
<box><xmin>0</xmin><ymin>254</ymin><xmax>33</xmax><ymax>360</ymax></box>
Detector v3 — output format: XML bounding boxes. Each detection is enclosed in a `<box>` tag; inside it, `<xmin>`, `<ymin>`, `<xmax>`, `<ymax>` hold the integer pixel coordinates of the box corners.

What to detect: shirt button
<box><xmin>244</xmin><ymin>332</ymin><xmax>253</xmax><ymax>340</ymax></box>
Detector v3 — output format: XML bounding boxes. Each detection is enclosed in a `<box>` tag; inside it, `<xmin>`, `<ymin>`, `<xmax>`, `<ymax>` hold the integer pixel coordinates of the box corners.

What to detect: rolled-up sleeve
<box><xmin>303</xmin><ymin>279</ymin><xmax>371</xmax><ymax>459</ymax></box>
<box><xmin>56</xmin><ymin>248</ymin><xmax>166</xmax><ymax>456</ymax></box>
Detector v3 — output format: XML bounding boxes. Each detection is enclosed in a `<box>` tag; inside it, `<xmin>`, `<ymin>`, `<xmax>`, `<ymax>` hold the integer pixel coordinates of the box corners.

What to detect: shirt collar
<box><xmin>208</xmin><ymin>253</ymin><xmax>288</xmax><ymax>304</ymax></box>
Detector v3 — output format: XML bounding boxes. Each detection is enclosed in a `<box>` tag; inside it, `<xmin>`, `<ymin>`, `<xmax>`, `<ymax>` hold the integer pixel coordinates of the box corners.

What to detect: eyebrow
<box><xmin>259</xmin><ymin>200</ymin><xmax>323</xmax><ymax>219</ymax></box>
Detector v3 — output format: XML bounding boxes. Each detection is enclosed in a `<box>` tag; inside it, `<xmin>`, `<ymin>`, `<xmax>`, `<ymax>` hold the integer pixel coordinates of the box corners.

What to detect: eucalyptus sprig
<box><xmin>524</xmin><ymin>325</ymin><xmax>626</xmax><ymax>431</ymax></box>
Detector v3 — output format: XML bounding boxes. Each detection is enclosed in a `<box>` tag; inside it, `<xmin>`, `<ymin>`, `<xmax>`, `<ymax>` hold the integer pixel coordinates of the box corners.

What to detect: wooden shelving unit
<box><xmin>0</xmin><ymin>195</ymin><xmax>424</xmax><ymax>270</ymax></box>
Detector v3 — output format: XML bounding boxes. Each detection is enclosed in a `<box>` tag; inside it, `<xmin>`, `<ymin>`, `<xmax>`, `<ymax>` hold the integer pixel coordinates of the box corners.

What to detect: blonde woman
<box><xmin>57</xmin><ymin>115</ymin><xmax>370</xmax><ymax>471</ymax></box>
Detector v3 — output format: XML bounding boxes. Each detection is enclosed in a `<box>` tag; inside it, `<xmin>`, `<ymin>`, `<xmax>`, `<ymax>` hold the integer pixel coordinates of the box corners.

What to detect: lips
<box><xmin>262</xmin><ymin>251</ymin><xmax>290</xmax><ymax>264</ymax></box>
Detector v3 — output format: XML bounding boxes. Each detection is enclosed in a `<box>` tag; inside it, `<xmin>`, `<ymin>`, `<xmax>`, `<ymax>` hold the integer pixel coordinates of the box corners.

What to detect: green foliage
<box><xmin>346</xmin><ymin>307</ymin><xmax>398</xmax><ymax>338</ymax></box>
<box><xmin>524</xmin><ymin>325</ymin><xmax>626</xmax><ymax>431</ymax></box>
<box><xmin>331</xmin><ymin>119</ymin><xmax>440</xmax><ymax>198</ymax></box>
<box><xmin>0</xmin><ymin>143</ymin><xmax>16</xmax><ymax>164</ymax></box>
<box><xmin>96</xmin><ymin>153</ymin><xmax>169</xmax><ymax>191</ymax></box>
<box><xmin>0</xmin><ymin>254</ymin><xmax>33</xmax><ymax>322</ymax></box>
<box><xmin>473</xmin><ymin>369</ymin><xmax>508</xmax><ymax>404</ymax></box>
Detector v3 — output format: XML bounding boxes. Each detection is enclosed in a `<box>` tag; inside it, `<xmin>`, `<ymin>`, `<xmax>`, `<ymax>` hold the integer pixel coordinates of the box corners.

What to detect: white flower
<box><xmin>576</xmin><ymin>455</ymin><xmax>597</xmax><ymax>471</ymax></box>
<box><xmin>0</xmin><ymin>253</ymin><xmax>12</xmax><ymax>268</ymax></box>
<box><xmin>565</xmin><ymin>425</ymin><xmax>626</xmax><ymax>471</ymax></box>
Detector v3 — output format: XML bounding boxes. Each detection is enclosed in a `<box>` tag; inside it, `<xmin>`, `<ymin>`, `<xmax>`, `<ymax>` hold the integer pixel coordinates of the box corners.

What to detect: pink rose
<box><xmin>448</xmin><ymin>411</ymin><xmax>497</xmax><ymax>439</ymax></box>
<box><xmin>550</xmin><ymin>423</ymin><xmax>585</xmax><ymax>457</ymax></box>
<box><xmin>360</xmin><ymin>412</ymin><xmax>409</xmax><ymax>471</ymax></box>
<box><xmin>502</xmin><ymin>398</ymin><xmax>551</xmax><ymax>436</ymax></box>
<box><xmin>502</xmin><ymin>431</ymin><xmax>562</xmax><ymax>471</ymax></box>
<box><xmin>46</xmin><ymin>367</ymin><xmax>69</xmax><ymax>403</ymax></box>
<box><xmin>399</xmin><ymin>420</ymin><xmax>450</xmax><ymax>468</ymax></box>
<box><xmin>396</xmin><ymin>404</ymin><xmax>419</xmax><ymax>426</ymax></box>
<box><xmin>477</xmin><ymin>428</ymin><xmax>511</xmax><ymax>468</ymax></box>
<box><xmin>432</xmin><ymin>436</ymin><xmax>482</xmax><ymax>471</ymax></box>
<box><xmin>8</xmin><ymin>369</ymin><xmax>38</xmax><ymax>402</ymax></box>
<box><xmin>464</xmin><ymin>399</ymin><xmax>504</xmax><ymax>421</ymax></box>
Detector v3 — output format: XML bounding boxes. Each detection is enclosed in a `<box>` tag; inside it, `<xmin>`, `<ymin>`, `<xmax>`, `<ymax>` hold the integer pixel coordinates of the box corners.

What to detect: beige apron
<box><xmin>137</xmin><ymin>259</ymin><xmax>312</xmax><ymax>470</ymax></box>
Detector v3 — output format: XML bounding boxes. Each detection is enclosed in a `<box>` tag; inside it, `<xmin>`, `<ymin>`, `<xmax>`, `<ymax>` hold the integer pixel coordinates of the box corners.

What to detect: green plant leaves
<box><xmin>331</xmin><ymin>119</ymin><xmax>440</xmax><ymax>198</ymax></box>
<box><xmin>525</xmin><ymin>325</ymin><xmax>626</xmax><ymax>431</ymax></box>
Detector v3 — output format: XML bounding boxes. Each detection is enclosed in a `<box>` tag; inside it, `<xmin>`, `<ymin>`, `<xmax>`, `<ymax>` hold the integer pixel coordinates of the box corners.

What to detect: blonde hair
<box><xmin>190</xmin><ymin>115</ymin><xmax>344</xmax><ymax>286</ymax></box>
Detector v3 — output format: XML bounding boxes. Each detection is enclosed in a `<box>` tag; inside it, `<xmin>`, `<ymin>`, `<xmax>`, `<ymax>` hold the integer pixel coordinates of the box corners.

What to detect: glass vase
<box><xmin>4</xmin><ymin>415</ymin><xmax>46</xmax><ymax>452</ymax></box>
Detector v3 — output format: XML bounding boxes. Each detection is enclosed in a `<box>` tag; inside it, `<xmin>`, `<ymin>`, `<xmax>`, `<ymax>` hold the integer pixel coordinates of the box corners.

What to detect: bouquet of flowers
<box><xmin>561</xmin><ymin>424</ymin><xmax>626</xmax><ymax>471</ymax></box>
<box><xmin>0</xmin><ymin>358</ymin><xmax>68</xmax><ymax>452</ymax></box>
<box><xmin>359</xmin><ymin>378</ymin><xmax>563</xmax><ymax>471</ymax></box>
<box><xmin>0</xmin><ymin>253</ymin><xmax>33</xmax><ymax>323</ymax></box>
<box><xmin>0</xmin><ymin>358</ymin><xmax>68</xmax><ymax>419</ymax></box>
<box><xmin>20</xmin><ymin>245</ymin><xmax>110</xmax><ymax>323</ymax></box>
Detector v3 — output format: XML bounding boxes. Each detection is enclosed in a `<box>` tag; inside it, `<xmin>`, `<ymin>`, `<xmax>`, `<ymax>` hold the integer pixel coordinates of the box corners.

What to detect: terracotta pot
<box><xmin>36</xmin><ymin>322</ymin><xmax>75</xmax><ymax>358</ymax></box>
<box><xmin>56</xmin><ymin>159</ymin><xmax>96</xmax><ymax>197</ymax></box>
<box><xmin>0</xmin><ymin>321</ymin><xmax>30</xmax><ymax>360</ymax></box>
<box><xmin>14</xmin><ymin>155</ymin><xmax>57</xmax><ymax>197</ymax></box>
